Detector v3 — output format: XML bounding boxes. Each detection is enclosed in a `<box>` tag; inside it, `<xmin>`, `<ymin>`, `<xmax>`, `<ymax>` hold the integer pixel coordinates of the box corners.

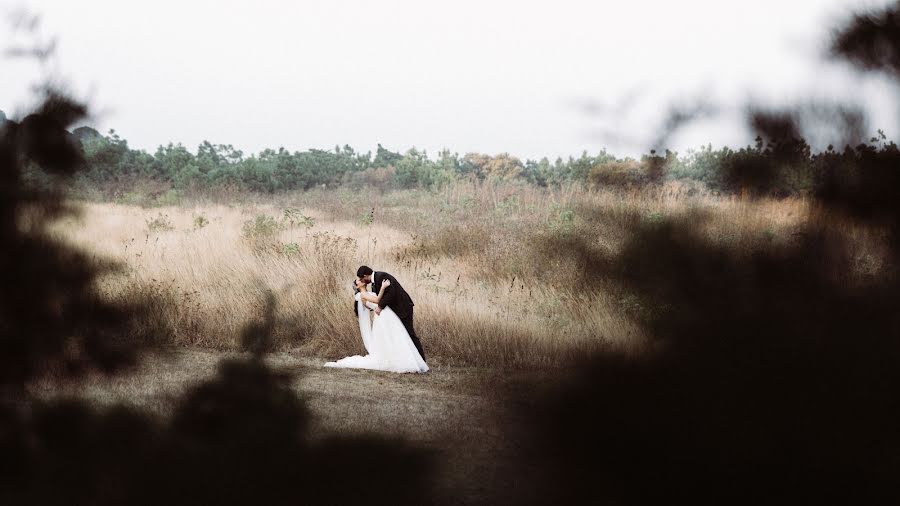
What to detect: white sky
<box><xmin>2</xmin><ymin>0</ymin><xmax>898</xmax><ymax>160</ymax></box>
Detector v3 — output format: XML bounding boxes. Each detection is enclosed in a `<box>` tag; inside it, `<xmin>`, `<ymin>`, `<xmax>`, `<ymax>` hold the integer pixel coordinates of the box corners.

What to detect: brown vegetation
<box><xmin>50</xmin><ymin>180</ymin><xmax>888</xmax><ymax>368</ymax></box>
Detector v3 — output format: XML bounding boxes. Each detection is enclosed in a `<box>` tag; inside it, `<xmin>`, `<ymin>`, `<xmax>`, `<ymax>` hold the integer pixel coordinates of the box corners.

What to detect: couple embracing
<box><xmin>325</xmin><ymin>266</ymin><xmax>428</xmax><ymax>374</ymax></box>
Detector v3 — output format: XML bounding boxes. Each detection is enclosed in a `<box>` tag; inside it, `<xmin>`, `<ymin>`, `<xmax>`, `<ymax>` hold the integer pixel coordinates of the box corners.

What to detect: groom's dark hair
<box><xmin>356</xmin><ymin>265</ymin><xmax>373</xmax><ymax>278</ymax></box>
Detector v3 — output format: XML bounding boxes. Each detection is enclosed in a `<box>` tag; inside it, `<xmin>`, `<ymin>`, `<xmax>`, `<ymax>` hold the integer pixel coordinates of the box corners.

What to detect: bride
<box><xmin>325</xmin><ymin>278</ymin><xmax>429</xmax><ymax>373</ymax></box>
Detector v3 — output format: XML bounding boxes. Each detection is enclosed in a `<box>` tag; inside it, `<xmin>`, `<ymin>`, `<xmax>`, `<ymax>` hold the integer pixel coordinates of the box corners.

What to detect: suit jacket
<box><xmin>372</xmin><ymin>271</ymin><xmax>414</xmax><ymax>319</ymax></box>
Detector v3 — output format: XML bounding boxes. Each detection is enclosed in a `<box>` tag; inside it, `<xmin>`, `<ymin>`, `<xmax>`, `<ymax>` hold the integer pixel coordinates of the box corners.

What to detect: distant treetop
<box><xmin>73</xmin><ymin>125</ymin><xmax>101</xmax><ymax>141</ymax></box>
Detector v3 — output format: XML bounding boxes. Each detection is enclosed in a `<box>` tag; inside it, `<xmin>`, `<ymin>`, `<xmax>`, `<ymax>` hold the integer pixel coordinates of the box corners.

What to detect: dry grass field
<box><xmin>44</xmin><ymin>181</ymin><xmax>861</xmax><ymax>369</ymax></box>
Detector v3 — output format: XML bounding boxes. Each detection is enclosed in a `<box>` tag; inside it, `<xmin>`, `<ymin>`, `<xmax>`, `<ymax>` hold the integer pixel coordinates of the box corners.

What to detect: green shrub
<box><xmin>193</xmin><ymin>214</ymin><xmax>209</xmax><ymax>230</ymax></box>
<box><xmin>280</xmin><ymin>242</ymin><xmax>300</xmax><ymax>255</ymax></box>
<box><xmin>146</xmin><ymin>212</ymin><xmax>175</xmax><ymax>233</ymax></box>
<box><xmin>283</xmin><ymin>207</ymin><xmax>315</xmax><ymax>229</ymax></box>
<box><xmin>242</xmin><ymin>214</ymin><xmax>284</xmax><ymax>240</ymax></box>
<box><xmin>547</xmin><ymin>204</ymin><xmax>576</xmax><ymax>234</ymax></box>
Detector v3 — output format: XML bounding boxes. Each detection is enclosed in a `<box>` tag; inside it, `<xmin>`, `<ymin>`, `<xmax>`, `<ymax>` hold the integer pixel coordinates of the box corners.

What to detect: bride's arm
<box><xmin>360</xmin><ymin>279</ymin><xmax>391</xmax><ymax>304</ymax></box>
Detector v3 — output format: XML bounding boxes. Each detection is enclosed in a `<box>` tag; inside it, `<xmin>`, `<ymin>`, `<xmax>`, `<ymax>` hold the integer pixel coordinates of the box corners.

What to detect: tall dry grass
<box><xmin>51</xmin><ymin>181</ymin><xmax>884</xmax><ymax>367</ymax></box>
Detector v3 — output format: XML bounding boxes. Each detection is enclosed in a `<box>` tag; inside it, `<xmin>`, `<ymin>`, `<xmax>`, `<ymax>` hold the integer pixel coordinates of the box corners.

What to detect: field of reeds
<box><xmin>47</xmin><ymin>180</ymin><xmax>882</xmax><ymax>369</ymax></box>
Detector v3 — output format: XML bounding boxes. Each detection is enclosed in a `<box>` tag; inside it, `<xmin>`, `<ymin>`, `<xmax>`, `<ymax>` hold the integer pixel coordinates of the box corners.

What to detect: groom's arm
<box><xmin>378</xmin><ymin>284</ymin><xmax>396</xmax><ymax>310</ymax></box>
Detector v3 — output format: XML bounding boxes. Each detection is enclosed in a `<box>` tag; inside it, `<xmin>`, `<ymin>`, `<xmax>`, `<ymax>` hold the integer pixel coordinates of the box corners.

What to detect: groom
<box><xmin>357</xmin><ymin>266</ymin><xmax>426</xmax><ymax>362</ymax></box>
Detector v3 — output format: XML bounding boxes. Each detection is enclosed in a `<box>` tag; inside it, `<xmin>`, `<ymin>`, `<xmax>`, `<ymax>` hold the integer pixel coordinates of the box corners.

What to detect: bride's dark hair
<box><xmin>351</xmin><ymin>280</ymin><xmax>361</xmax><ymax>316</ymax></box>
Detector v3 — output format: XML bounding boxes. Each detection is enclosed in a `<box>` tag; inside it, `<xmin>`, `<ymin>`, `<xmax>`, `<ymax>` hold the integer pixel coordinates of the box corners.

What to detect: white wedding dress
<box><xmin>324</xmin><ymin>292</ymin><xmax>429</xmax><ymax>373</ymax></box>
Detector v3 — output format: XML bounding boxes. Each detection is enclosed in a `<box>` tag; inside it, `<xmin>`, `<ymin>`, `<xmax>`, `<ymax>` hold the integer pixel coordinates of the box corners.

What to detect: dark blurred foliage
<box><xmin>511</xmin><ymin>2</ymin><xmax>900</xmax><ymax>504</ymax></box>
<box><xmin>0</xmin><ymin>86</ymin><xmax>158</xmax><ymax>388</ymax></box>
<box><xmin>649</xmin><ymin>99</ymin><xmax>719</xmax><ymax>153</ymax></box>
<box><xmin>0</xmin><ymin>10</ymin><xmax>158</xmax><ymax>388</ymax></box>
<box><xmin>519</xmin><ymin>213</ymin><xmax>900</xmax><ymax>504</ymax></box>
<box><xmin>240</xmin><ymin>288</ymin><xmax>278</xmax><ymax>357</ymax></box>
<box><xmin>832</xmin><ymin>1</ymin><xmax>900</xmax><ymax>77</ymax></box>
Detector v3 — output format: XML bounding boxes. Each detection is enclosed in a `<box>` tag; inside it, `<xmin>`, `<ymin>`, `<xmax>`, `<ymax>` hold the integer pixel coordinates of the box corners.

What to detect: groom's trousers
<box><xmin>399</xmin><ymin>310</ymin><xmax>426</xmax><ymax>362</ymax></box>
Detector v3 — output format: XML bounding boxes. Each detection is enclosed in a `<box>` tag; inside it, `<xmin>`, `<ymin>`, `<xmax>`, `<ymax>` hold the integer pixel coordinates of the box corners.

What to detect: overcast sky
<box><xmin>2</xmin><ymin>0</ymin><xmax>897</xmax><ymax>160</ymax></box>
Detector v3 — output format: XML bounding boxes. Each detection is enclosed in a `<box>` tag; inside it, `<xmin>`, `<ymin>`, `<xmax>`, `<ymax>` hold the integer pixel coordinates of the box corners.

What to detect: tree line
<box><xmin>1</xmin><ymin>110</ymin><xmax>896</xmax><ymax>197</ymax></box>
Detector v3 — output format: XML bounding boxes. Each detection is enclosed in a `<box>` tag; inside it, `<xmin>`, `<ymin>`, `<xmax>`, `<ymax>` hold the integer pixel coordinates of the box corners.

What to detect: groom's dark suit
<box><xmin>371</xmin><ymin>271</ymin><xmax>426</xmax><ymax>362</ymax></box>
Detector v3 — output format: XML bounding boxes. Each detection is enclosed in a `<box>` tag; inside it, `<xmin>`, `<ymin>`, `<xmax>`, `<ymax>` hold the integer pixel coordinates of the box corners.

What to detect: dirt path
<box><xmin>28</xmin><ymin>348</ymin><xmax>544</xmax><ymax>504</ymax></box>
